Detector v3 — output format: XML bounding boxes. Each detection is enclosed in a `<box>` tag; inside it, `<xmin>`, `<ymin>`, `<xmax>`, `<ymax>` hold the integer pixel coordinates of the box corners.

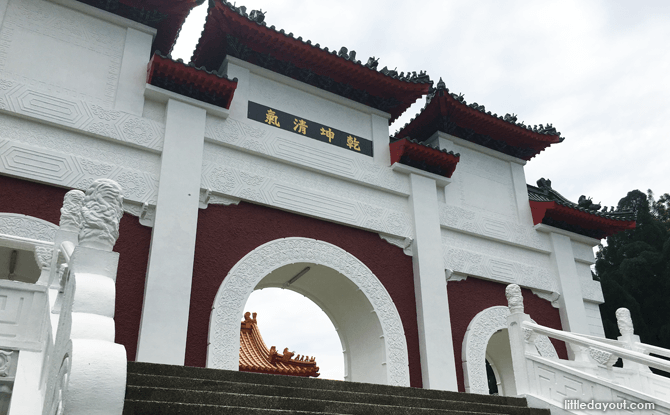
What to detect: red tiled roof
<box><xmin>191</xmin><ymin>1</ymin><xmax>431</xmax><ymax>122</ymax></box>
<box><xmin>527</xmin><ymin>181</ymin><xmax>636</xmax><ymax>239</ymax></box>
<box><xmin>147</xmin><ymin>52</ymin><xmax>238</xmax><ymax>108</ymax></box>
<box><xmin>390</xmin><ymin>138</ymin><xmax>460</xmax><ymax>178</ymax></box>
<box><xmin>239</xmin><ymin>312</ymin><xmax>320</xmax><ymax>378</ymax></box>
<box><xmin>395</xmin><ymin>82</ymin><xmax>563</xmax><ymax>160</ymax></box>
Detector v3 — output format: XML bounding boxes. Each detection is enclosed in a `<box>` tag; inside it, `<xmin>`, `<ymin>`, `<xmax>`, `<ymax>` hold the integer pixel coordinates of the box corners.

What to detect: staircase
<box><xmin>123</xmin><ymin>362</ymin><xmax>548</xmax><ymax>415</ymax></box>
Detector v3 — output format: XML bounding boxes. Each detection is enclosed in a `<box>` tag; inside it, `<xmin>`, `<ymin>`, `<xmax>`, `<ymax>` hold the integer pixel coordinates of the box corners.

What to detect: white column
<box><xmin>115</xmin><ymin>28</ymin><xmax>153</xmax><ymax>115</ymax></box>
<box><xmin>408</xmin><ymin>173</ymin><xmax>458</xmax><ymax>391</ymax></box>
<box><xmin>549</xmin><ymin>232</ymin><xmax>590</xmax><ymax>335</ymax></box>
<box><xmin>371</xmin><ymin>113</ymin><xmax>391</xmax><ymax>166</ymax></box>
<box><xmin>136</xmin><ymin>99</ymin><xmax>206</xmax><ymax>364</ymax></box>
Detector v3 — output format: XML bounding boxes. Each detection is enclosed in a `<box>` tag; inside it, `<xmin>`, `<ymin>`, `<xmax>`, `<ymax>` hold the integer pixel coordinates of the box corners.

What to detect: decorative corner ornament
<box><xmin>34</xmin><ymin>246</ymin><xmax>53</xmax><ymax>269</ymax></box>
<box><xmin>505</xmin><ymin>284</ymin><xmax>524</xmax><ymax>314</ymax></box>
<box><xmin>0</xmin><ymin>350</ymin><xmax>13</xmax><ymax>377</ymax></box>
<box><xmin>589</xmin><ymin>347</ymin><xmax>618</xmax><ymax>367</ymax></box>
<box><xmin>78</xmin><ymin>179</ymin><xmax>124</xmax><ymax>251</ymax></box>
<box><xmin>59</xmin><ymin>190</ymin><xmax>85</xmax><ymax>232</ymax></box>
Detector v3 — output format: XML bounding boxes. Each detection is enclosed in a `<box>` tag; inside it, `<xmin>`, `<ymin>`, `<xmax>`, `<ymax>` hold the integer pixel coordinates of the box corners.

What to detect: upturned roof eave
<box><xmin>191</xmin><ymin>1</ymin><xmax>430</xmax><ymax>121</ymax></box>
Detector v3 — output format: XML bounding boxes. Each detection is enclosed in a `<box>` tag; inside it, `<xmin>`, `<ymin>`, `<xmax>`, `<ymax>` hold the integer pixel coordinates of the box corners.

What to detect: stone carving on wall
<box><xmin>0</xmin><ymin>350</ymin><xmax>13</xmax><ymax>377</ymax></box>
<box><xmin>205</xmin><ymin>117</ymin><xmax>410</xmax><ymax>195</ymax></box>
<box><xmin>0</xmin><ymin>137</ymin><xmax>159</xmax><ymax>206</ymax></box>
<box><xmin>0</xmin><ymin>213</ymin><xmax>57</xmax><ymax>242</ymax></box>
<box><xmin>59</xmin><ymin>190</ymin><xmax>85</xmax><ymax>232</ymax></box>
<box><xmin>209</xmin><ymin>237</ymin><xmax>411</xmax><ymax>387</ymax></box>
<box><xmin>200</xmin><ymin>144</ymin><xmax>413</xmax><ymax>239</ymax></box>
<box><xmin>462</xmin><ymin>306</ymin><xmax>558</xmax><ymax>394</ymax></box>
<box><xmin>442</xmin><ymin>230</ymin><xmax>556</xmax><ymax>293</ymax></box>
<box><xmin>78</xmin><ymin>179</ymin><xmax>124</xmax><ymax>251</ymax></box>
<box><xmin>439</xmin><ymin>203</ymin><xmax>547</xmax><ymax>251</ymax></box>
<box><xmin>0</xmin><ymin>113</ymin><xmax>161</xmax><ymax>175</ymax></box>
<box><xmin>0</xmin><ymin>81</ymin><xmax>165</xmax><ymax>152</ymax></box>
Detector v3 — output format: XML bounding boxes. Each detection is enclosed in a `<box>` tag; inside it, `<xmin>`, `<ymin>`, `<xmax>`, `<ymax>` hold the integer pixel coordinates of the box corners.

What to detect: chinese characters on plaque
<box><xmin>248</xmin><ymin>101</ymin><xmax>373</xmax><ymax>156</ymax></box>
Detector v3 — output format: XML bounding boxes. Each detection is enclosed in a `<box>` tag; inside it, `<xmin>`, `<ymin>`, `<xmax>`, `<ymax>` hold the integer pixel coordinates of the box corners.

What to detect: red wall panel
<box><xmin>186</xmin><ymin>202</ymin><xmax>423</xmax><ymax>387</ymax></box>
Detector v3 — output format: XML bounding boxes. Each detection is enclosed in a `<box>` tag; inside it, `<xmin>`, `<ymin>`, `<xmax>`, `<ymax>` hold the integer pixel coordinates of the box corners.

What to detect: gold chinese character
<box><xmin>347</xmin><ymin>135</ymin><xmax>361</xmax><ymax>151</ymax></box>
<box><xmin>264</xmin><ymin>109</ymin><xmax>280</xmax><ymax>127</ymax></box>
<box><xmin>294</xmin><ymin>118</ymin><xmax>308</xmax><ymax>134</ymax></box>
<box><xmin>320</xmin><ymin>127</ymin><xmax>335</xmax><ymax>142</ymax></box>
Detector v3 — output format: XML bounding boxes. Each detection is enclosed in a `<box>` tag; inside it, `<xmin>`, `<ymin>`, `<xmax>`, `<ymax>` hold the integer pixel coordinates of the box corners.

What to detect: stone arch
<box><xmin>0</xmin><ymin>213</ymin><xmax>57</xmax><ymax>243</ymax></box>
<box><xmin>462</xmin><ymin>306</ymin><xmax>557</xmax><ymax>394</ymax></box>
<box><xmin>208</xmin><ymin>237</ymin><xmax>410</xmax><ymax>386</ymax></box>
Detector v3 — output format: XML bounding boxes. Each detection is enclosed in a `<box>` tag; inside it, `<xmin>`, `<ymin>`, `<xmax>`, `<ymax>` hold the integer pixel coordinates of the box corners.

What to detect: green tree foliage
<box><xmin>595</xmin><ymin>190</ymin><xmax>670</xmax><ymax>349</ymax></box>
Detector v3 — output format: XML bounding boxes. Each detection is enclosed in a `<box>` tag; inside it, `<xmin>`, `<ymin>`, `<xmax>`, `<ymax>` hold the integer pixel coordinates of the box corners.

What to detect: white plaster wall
<box><xmin>0</xmin><ymin>0</ymin><xmax>153</xmax><ymax>113</ymax></box>
<box><xmin>486</xmin><ymin>330</ymin><xmax>516</xmax><ymax>396</ymax></box>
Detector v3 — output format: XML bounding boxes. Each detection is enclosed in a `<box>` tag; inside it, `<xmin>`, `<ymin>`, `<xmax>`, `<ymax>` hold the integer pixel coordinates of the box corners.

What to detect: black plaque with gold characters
<box><xmin>247</xmin><ymin>101</ymin><xmax>373</xmax><ymax>157</ymax></box>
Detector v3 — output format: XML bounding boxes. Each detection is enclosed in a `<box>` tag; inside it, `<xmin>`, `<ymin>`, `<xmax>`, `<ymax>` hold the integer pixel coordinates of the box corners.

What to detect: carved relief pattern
<box><xmin>0</xmin><ymin>83</ymin><xmax>164</xmax><ymax>151</ymax></box>
<box><xmin>78</xmin><ymin>179</ymin><xmax>124</xmax><ymax>251</ymax></box>
<box><xmin>59</xmin><ymin>190</ymin><xmax>85</xmax><ymax>231</ymax></box>
<box><xmin>0</xmin><ymin>213</ymin><xmax>57</xmax><ymax>242</ymax></box>
<box><xmin>0</xmin><ymin>135</ymin><xmax>158</xmax><ymax>205</ymax></box>
<box><xmin>205</xmin><ymin>117</ymin><xmax>410</xmax><ymax>195</ymax></box>
<box><xmin>201</xmin><ymin>144</ymin><xmax>412</xmax><ymax>238</ymax></box>
<box><xmin>506</xmin><ymin>284</ymin><xmax>524</xmax><ymax>314</ymax></box>
<box><xmin>442</xmin><ymin>230</ymin><xmax>556</xmax><ymax>292</ymax></box>
<box><xmin>588</xmin><ymin>347</ymin><xmax>618</xmax><ymax>367</ymax></box>
<box><xmin>209</xmin><ymin>237</ymin><xmax>411</xmax><ymax>386</ymax></box>
<box><xmin>616</xmin><ymin>308</ymin><xmax>634</xmax><ymax>336</ymax></box>
<box><xmin>34</xmin><ymin>246</ymin><xmax>54</xmax><ymax>269</ymax></box>
<box><xmin>0</xmin><ymin>350</ymin><xmax>12</xmax><ymax>377</ymax></box>
<box><xmin>439</xmin><ymin>204</ymin><xmax>548</xmax><ymax>251</ymax></box>
<box><xmin>0</xmin><ymin>113</ymin><xmax>161</xmax><ymax>174</ymax></box>
<box><xmin>463</xmin><ymin>306</ymin><xmax>558</xmax><ymax>394</ymax></box>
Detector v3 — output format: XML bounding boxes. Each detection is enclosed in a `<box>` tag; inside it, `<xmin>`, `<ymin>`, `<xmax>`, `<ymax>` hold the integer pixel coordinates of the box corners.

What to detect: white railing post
<box><xmin>506</xmin><ymin>284</ymin><xmax>535</xmax><ymax>396</ymax></box>
<box><xmin>42</xmin><ymin>179</ymin><xmax>127</xmax><ymax>415</ymax></box>
<box><xmin>616</xmin><ymin>308</ymin><xmax>651</xmax><ymax>374</ymax></box>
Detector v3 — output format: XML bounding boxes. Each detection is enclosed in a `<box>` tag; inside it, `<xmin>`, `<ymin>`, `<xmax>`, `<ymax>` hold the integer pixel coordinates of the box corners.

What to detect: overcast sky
<box><xmin>172</xmin><ymin>1</ymin><xmax>670</xmax><ymax>380</ymax></box>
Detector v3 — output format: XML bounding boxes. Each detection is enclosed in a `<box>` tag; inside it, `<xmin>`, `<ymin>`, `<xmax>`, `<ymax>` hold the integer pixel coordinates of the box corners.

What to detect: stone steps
<box><xmin>123</xmin><ymin>362</ymin><xmax>550</xmax><ymax>415</ymax></box>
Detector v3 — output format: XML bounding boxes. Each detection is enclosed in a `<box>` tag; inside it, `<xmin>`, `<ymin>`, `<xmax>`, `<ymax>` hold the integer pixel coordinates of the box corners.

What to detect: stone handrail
<box><xmin>505</xmin><ymin>283</ymin><xmax>670</xmax><ymax>411</ymax></box>
<box><xmin>636</xmin><ymin>342</ymin><xmax>670</xmax><ymax>360</ymax></box>
<box><xmin>521</xmin><ymin>321</ymin><xmax>670</xmax><ymax>374</ymax></box>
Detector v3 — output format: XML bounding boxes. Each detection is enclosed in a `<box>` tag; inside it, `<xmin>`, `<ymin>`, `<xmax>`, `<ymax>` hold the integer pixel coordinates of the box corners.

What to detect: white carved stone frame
<box><xmin>208</xmin><ymin>237</ymin><xmax>411</xmax><ymax>387</ymax></box>
<box><xmin>462</xmin><ymin>305</ymin><xmax>558</xmax><ymax>394</ymax></box>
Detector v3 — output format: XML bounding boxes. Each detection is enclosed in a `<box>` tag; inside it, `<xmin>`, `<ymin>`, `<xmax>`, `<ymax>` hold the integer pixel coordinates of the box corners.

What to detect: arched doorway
<box><xmin>462</xmin><ymin>306</ymin><xmax>558</xmax><ymax>395</ymax></box>
<box><xmin>208</xmin><ymin>237</ymin><xmax>410</xmax><ymax>386</ymax></box>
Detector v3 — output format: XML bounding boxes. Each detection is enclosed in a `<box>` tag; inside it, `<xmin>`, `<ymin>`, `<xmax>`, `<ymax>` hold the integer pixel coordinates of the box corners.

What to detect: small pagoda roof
<box><xmin>390</xmin><ymin>138</ymin><xmax>460</xmax><ymax>178</ymax></box>
<box><xmin>239</xmin><ymin>312</ymin><xmax>320</xmax><ymax>378</ymax></box>
<box><xmin>191</xmin><ymin>1</ymin><xmax>431</xmax><ymax>122</ymax></box>
<box><xmin>394</xmin><ymin>79</ymin><xmax>564</xmax><ymax>160</ymax></box>
<box><xmin>76</xmin><ymin>0</ymin><xmax>203</xmax><ymax>54</ymax></box>
<box><xmin>528</xmin><ymin>178</ymin><xmax>636</xmax><ymax>239</ymax></box>
<box><xmin>147</xmin><ymin>52</ymin><xmax>238</xmax><ymax>108</ymax></box>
